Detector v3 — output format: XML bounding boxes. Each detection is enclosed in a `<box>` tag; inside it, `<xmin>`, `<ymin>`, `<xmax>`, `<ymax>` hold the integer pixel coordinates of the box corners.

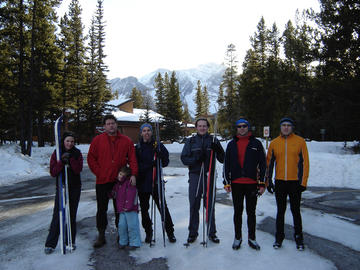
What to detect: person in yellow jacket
<box><xmin>266</xmin><ymin>117</ymin><xmax>309</xmax><ymax>251</ymax></box>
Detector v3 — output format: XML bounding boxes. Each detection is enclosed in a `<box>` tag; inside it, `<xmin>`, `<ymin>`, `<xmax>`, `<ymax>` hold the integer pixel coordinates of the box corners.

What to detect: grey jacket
<box><xmin>181</xmin><ymin>133</ymin><xmax>224</xmax><ymax>174</ymax></box>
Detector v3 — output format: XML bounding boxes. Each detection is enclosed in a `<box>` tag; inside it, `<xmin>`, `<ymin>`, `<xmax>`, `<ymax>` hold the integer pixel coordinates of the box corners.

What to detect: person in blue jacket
<box><xmin>223</xmin><ymin>118</ymin><xmax>266</xmax><ymax>250</ymax></box>
<box><xmin>135</xmin><ymin>123</ymin><xmax>176</xmax><ymax>244</ymax></box>
<box><xmin>181</xmin><ymin>118</ymin><xmax>224</xmax><ymax>244</ymax></box>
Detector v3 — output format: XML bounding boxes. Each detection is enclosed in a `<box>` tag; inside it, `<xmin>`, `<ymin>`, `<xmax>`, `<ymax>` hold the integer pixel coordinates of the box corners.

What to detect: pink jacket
<box><xmin>111</xmin><ymin>176</ymin><xmax>139</xmax><ymax>213</ymax></box>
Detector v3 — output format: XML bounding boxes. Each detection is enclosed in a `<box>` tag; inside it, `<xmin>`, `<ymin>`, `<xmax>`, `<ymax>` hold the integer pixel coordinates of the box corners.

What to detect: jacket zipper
<box><xmin>285</xmin><ymin>137</ymin><xmax>287</xmax><ymax>180</ymax></box>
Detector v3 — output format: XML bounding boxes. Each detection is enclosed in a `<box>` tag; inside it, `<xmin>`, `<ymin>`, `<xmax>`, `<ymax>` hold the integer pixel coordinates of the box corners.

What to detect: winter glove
<box><xmin>224</xmin><ymin>184</ymin><xmax>231</xmax><ymax>193</ymax></box>
<box><xmin>211</xmin><ymin>142</ymin><xmax>221</xmax><ymax>153</ymax></box>
<box><xmin>156</xmin><ymin>148</ymin><xmax>166</xmax><ymax>160</ymax></box>
<box><xmin>61</xmin><ymin>152</ymin><xmax>71</xmax><ymax>164</ymax></box>
<box><xmin>258</xmin><ymin>185</ymin><xmax>265</xmax><ymax>196</ymax></box>
<box><xmin>201</xmin><ymin>150</ymin><xmax>207</xmax><ymax>162</ymax></box>
<box><xmin>194</xmin><ymin>150</ymin><xmax>204</xmax><ymax>162</ymax></box>
<box><xmin>267</xmin><ymin>181</ymin><xmax>275</xmax><ymax>194</ymax></box>
<box><xmin>298</xmin><ymin>184</ymin><xmax>307</xmax><ymax>192</ymax></box>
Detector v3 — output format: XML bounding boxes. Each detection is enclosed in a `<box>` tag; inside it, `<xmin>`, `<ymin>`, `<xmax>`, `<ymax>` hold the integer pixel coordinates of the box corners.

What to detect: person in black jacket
<box><xmin>223</xmin><ymin>118</ymin><xmax>266</xmax><ymax>250</ymax></box>
<box><xmin>181</xmin><ymin>118</ymin><xmax>225</xmax><ymax>244</ymax></box>
<box><xmin>135</xmin><ymin>123</ymin><xmax>176</xmax><ymax>243</ymax></box>
<box><xmin>44</xmin><ymin>131</ymin><xmax>83</xmax><ymax>254</ymax></box>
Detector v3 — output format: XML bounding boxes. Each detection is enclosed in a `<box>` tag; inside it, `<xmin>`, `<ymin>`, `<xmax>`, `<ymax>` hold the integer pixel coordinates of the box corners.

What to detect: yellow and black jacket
<box><xmin>266</xmin><ymin>133</ymin><xmax>309</xmax><ymax>187</ymax></box>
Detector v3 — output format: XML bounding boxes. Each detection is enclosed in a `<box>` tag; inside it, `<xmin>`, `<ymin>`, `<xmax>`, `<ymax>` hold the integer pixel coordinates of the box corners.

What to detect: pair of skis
<box><xmin>150</xmin><ymin>120</ymin><xmax>166</xmax><ymax>247</ymax></box>
<box><xmin>54</xmin><ymin>115</ymin><xmax>73</xmax><ymax>254</ymax></box>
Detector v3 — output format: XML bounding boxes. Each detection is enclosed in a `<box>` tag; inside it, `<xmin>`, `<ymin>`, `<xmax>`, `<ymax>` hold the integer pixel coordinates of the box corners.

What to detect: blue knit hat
<box><xmin>280</xmin><ymin>117</ymin><xmax>294</xmax><ymax>126</ymax></box>
<box><xmin>140</xmin><ymin>123</ymin><xmax>153</xmax><ymax>132</ymax></box>
<box><xmin>235</xmin><ymin>118</ymin><xmax>250</xmax><ymax>129</ymax></box>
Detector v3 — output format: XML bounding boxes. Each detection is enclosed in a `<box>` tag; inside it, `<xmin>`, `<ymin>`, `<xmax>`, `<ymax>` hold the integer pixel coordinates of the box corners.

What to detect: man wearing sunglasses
<box><xmin>223</xmin><ymin>118</ymin><xmax>266</xmax><ymax>250</ymax></box>
<box><xmin>266</xmin><ymin>117</ymin><xmax>309</xmax><ymax>251</ymax></box>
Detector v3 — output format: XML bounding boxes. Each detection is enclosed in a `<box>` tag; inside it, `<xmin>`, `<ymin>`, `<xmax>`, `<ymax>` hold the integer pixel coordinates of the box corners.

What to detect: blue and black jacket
<box><xmin>135</xmin><ymin>138</ymin><xmax>169</xmax><ymax>193</ymax></box>
<box><xmin>224</xmin><ymin>135</ymin><xmax>266</xmax><ymax>186</ymax></box>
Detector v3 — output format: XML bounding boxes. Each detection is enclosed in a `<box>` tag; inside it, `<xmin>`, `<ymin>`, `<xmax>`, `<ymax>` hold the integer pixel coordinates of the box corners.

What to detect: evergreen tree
<box><xmin>218</xmin><ymin>43</ymin><xmax>239</xmax><ymax>136</ymax></box>
<box><xmin>162</xmin><ymin>71</ymin><xmax>183</xmax><ymax>141</ymax></box>
<box><xmin>202</xmin><ymin>85</ymin><xmax>210</xmax><ymax>116</ymax></box>
<box><xmin>154</xmin><ymin>72</ymin><xmax>166</xmax><ymax>116</ymax></box>
<box><xmin>194</xmin><ymin>80</ymin><xmax>203</xmax><ymax>118</ymax></box>
<box><xmin>182</xmin><ymin>102</ymin><xmax>192</xmax><ymax>137</ymax></box>
<box><xmin>58</xmin><ymin>0</ymin><xmax>87</xmax><ymax>134</ymax></box>
<box><xmin>312</xmin><ymin>0</ymin><xmax>360</xmax><ymax>140</ymax></box>
<box><xmin>30</xmin><ymin>0</ymin><xmax>63</xmax><ymax>148</ymax></box>
<box><xmin>238</xmin><ymin>18</ymin><xmax>280</xmax><ymax>134</ymax></box>
<box><xmin>82</xmin><ymin>11</ymin><xmax>112</xmax><ymax>140</ymax></box>
<box><xmin>139</xmin><ymin>93</ymin><xmax>153</xmax><ymax>123</ymax></box>
<box><xmin>130</xmin><ymin>87</ymin><xmax>144</xmax><ymax>108</ymax></box>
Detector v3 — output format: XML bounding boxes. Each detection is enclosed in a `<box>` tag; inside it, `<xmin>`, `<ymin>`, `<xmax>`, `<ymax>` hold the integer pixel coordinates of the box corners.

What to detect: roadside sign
<box><xmin>263</xmin><ymin>126</ymin><xmax>270</xmax><ymax>137</ymax></box>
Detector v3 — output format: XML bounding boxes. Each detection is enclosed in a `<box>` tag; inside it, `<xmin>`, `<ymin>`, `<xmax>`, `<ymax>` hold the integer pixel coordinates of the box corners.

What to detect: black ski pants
<box><xmin>45</xmin><ymin>186</ymin><xmax>81</xmax><ymax>248</ymax></box>
<box><xmin>274</xmin><ymin>180</ymin><xmax>303</xmax><ymax>242</ymax></box>
<box><xmin>188</xmin><ymin>172</ymin><xmax>216</xmax><ymax>238</ymax></box>
<box><xmin>95</xmin><ymin>182</ymin><xmax>119</xmax><ymax>232</ymax></box>
<box><xmin>231</xmin><ymin>183</ymin><xmax>258</xmax><ymax>240</ymax></box>
<box><xmin>138</xmin><ymin>188</ymin><xmax>174</xmax><ymax>236</ymax></box>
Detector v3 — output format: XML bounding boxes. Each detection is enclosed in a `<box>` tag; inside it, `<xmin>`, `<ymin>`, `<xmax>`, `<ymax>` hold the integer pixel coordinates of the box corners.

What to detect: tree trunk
<box><xmin>18</xmin><ymin>0</ymin><xmax>26</xmax><ymax>154</ymax></box>
<box><xmin>26</xmin><ymin>0</ymin><xmax>37</xmax><ymax>156</ymax></box>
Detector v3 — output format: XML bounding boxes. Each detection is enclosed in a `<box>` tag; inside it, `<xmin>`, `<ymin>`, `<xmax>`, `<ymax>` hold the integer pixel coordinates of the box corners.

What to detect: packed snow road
<box><xmin>0</xmin><ymin>153</ymin><xmax>359</xmax><ymax>270</ymax></box>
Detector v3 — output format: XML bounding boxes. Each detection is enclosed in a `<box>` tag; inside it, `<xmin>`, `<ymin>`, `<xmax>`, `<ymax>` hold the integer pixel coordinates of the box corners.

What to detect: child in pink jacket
<box><xmin>111</xmin><ymin>166</ymin><xmax>141</xmax><ymax>249</ymax></box>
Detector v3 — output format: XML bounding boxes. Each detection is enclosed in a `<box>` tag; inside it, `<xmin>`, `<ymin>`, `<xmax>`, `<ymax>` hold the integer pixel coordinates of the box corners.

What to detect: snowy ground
<box><xmin>1</xmin><ymin>140</ymin><xmax>359</xmax><ymax>270</ymax></box>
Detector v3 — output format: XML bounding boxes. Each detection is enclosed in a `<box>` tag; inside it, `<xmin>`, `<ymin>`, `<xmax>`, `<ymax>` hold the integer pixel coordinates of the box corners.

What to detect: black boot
<box><xmin>93</xmin><ymin>230</ymin><xmax>106</xmax><ymax>248</ymax></box>
<box><xmin>209</xmin><ymin>234</ymin><xmax>220</xmax><ymax>244</ymax></box>
<box><xmin>232</xmin><ymin>238</ymin><xmax>242</xmax><ymax>250</ymax></box>
<box><xmin>167</xmin><ymin>232</ymin><xmax>176</xmax><ymax>243</ymax></box>
<box><xmin>145</xmin><ymin>231</ymin><xmax>153</xmax><ymax>243</ymax></box>
<box><xmin>295</xmin><ymin>234</ymin><xmax>305</xmax><ymax>251</ymax></box>
<box><xmin>248</xmin><ymin>239</ymin><xmax>260</xmax><ymax>250</ymax></box>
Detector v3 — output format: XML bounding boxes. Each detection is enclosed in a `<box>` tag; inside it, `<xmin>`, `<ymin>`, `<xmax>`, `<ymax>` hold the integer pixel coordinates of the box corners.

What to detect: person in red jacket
<box><xmin>45</xmin><ymin>131</ymin><xmax>83</xmax><ymax>254</ymax></box>
<box><xmin>87</xmin><ymin>114</ymin><xmax>138</xmax><ymax>248</ymax></box>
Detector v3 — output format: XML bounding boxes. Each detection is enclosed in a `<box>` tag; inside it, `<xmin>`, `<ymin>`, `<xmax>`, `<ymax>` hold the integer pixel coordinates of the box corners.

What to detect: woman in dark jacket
<box><xmin>135</xmin><ymin>123</ymin><xmax>176</xmax><ymax>244</ymax></box>
<box><xmin>44</xmin><ymin>131</ymin><xmax>83</xmax><ymax>254</ymax></box>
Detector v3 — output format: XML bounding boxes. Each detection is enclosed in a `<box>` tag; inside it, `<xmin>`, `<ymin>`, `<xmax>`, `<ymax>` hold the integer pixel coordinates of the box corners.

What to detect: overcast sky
<box><xmin>57</xmin><ymin>0</ymin><xmax>320</xmax><ymax>79</ymax></box>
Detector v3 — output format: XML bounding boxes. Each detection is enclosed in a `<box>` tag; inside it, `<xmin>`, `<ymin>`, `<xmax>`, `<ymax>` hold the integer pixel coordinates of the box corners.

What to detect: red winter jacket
<box><xmin>87</xmin><ymin>131</ymin><xmax>138</xmax><ymax>185</ymax></box>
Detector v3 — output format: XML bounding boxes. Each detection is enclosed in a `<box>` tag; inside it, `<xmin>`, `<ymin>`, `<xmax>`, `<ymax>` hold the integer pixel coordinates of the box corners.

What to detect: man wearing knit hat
<box><xmin>266</xmin><ymin>117</ymin><xmax>309</xmax><ymax>250</ymax></box>
<box><xmin>135</xmin><ymin>123</ymin><xmax>176</xmax><ymax>243</ymax></box>
<box><xmin>223</xmin><ymin>118</ymin><xmax>266</xmax><ymax>250</ymax></box>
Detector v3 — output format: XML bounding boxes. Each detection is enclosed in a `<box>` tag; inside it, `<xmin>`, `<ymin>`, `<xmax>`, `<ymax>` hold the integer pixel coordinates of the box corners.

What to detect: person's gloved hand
<box><xmin>211</xmin><ymin>142</ymin><xmax>221</xmax><ymax>153</ymax></box>
<box><xmin>200</xmin><ymin>150</ymin><xmax>207</xmax><ymax>162</ymax></box>
<box><xmin>61</xmin><ymin>152</ymin><xmax>71</xmax><ymax>164</ymax></box>
<box><xmin>298</xmin><ymin>184</ymin><xmax>307</xmax><ymax>192</ymax></box>
<box><xmin>224</xmin><ymin>184</ymin><xmax>231</xmax><ymax>193</ymax></box>
<box><xmin>267</xmin><ymin>181</ymin><xmax>274</xmax><ymax>194</ymax></box>
<box><xmin>155</xmin><ymin>148</ymin><xmax>165</xmax><ymax>160</ymax></box>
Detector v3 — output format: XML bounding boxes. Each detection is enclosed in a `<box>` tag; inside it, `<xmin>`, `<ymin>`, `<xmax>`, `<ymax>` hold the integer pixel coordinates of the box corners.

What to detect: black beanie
<box><xmin>280</xmin><ymin>117</ymin><xmax>294</xmax><ymax>126</ymax></box>
<box><xmin>62</xmin><ymin>131</ymin><xmax>75</xmax><ymax>142</ymax></box>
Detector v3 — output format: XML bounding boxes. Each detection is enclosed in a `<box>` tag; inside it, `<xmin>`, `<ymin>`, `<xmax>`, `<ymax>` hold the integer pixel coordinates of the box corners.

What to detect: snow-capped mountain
<box><xmin>109</xmin><ymin>63</ymin><xmax>226</xmax><ymax>115</ymax></box>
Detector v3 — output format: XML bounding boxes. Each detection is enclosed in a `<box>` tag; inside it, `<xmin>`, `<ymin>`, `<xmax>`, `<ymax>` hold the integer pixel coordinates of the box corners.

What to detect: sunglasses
<box><xmin>237</xmin><ymin>125</ymin><xmax>248</xmax><ymax>128</ymax></box>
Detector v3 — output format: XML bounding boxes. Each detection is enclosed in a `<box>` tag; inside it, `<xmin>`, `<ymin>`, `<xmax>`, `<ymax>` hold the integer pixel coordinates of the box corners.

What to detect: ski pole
<box><xmin>64</xmin><ymin>164</ymin><xmax>73</xmax><ymax>252</ymax></box>
<box><xmin>195</xmin><ymin>163</ymin><xmax>204</xmax><ymax>198</ymax></box>
<box><xmin>151</xmin><ymin>152</ymin><xmax>157</xmax><ymax>246</ymax></box>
